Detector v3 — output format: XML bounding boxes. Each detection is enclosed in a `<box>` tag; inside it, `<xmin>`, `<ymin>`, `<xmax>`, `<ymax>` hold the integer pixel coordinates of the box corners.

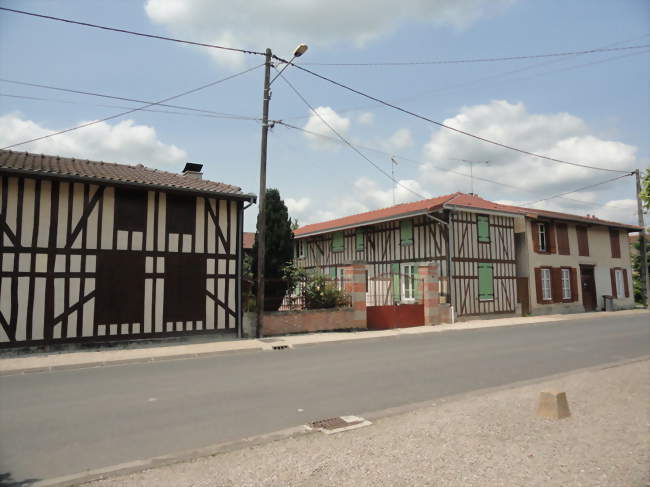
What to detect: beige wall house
<box><xmin>513</xmin><ymin>209</ymin><xmax>639</xmax><ymax>315</ymax></box>
<box><xmin>0</xmin><ymin>150</ymin><xmax>255</xmax><ymax>347</ymax></box>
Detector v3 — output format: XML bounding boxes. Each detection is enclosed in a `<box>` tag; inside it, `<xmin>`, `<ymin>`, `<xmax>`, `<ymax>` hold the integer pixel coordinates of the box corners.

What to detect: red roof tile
<box><xmin>294</xmin><ymin>192</ymin><xmax>640</xmax><ymax>236</ymax></box>
<box><xmin>0</xmin><ymin>150</ymin><xmax>252</xmax><ymax>198</ymax></box>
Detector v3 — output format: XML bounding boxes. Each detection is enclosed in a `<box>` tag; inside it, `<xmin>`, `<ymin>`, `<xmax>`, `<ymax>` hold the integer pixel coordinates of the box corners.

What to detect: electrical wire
<box><xmin>522</xmin><ymin>173</ymin><xmax>633</xmax><ymax>206</ymax></box>
<box><xmin>0</xmin><ymin>7</ymin><xmax>265</xmax><ymax>56</ymax></box>
<box><xmin>274</xmin><ymin>69</ymin><xmax>429</xmax><ymax>201</ymax></box>
<box><xmin>1</xmin><ymin>63</ymin><xmax>263</xmax><ymax>150</ymax></box>
<box><xmin>0</xmin><ymin>78</ymin><xmax>259</xmax><ymax>119</ymax></box>
<box><xmin>275</xmin><ymin>121</ymin><xmax>632</xmax><ymax>211</ymax></box>
<box><xmin>300</xmin><ymin>44</ymin><xmax>650</xmax><ymax>66</ymax></box>
<box><xmin>278</xmin><ymin>59</ymin><xmax>632</xmax><ymax>174</ymax></box>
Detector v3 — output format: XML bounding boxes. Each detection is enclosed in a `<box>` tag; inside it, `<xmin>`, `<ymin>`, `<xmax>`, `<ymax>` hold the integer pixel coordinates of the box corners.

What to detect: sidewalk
<box><xmin>85</xmin><ymin>358</ymin><xmax>650</xmax><ymax>487</ymax></box>
<box><xmin>1</xmin><ymin>309</ymin><xmax>647</xmax><ymax>376</ymax></box>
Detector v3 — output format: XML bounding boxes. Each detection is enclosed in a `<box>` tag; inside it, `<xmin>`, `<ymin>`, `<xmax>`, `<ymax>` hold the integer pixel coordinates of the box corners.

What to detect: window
<box><xmin>477</xmin><ymin>215</ymin><xmax>490</xmax><ymax>243</ymax></box>
<box><xmin>331</xmin><ymin>231</ymin><xmax>344</xmax><ymax>252</ymax></box>
<box><xmin>538</xmin><ymin>223</ymin><xmax>547</xmax><ymax>252</ymax></box>
<box><xmin>561</xmin><ymin>268</ymin><xmax>571</xmax><ymax>300</ymax></box>
<box><xmin>336</xmin><ymin>267</ymin><xmax>346</xmax><ymax>291</ymax></box>
<box><xmin>355</xmin><ymin>229</ymin><xmax>365</xmax><ymax>251</ymax></box>
<box><xmin>296</xmin><ymin>240</ymin><xmax>305</xmax><ymax>259</ymax></box>
<box><xmin>615</xmin><ymin>268</ymin><xmax>625</xmax><ymax>297</ymax></box>
<box><xmin>400</xmin><ymin>220</ymin><xmax>413</xmax><ymax>245</ymax></box>
<box><xmin>541</xmin><ymin>268</ymin><xmax>552</xmax><ymax>301</ymax></box>
<box><xmin>401</xmin><ymin>264</ymin><xmax>416</xmax><ymax>302</ymax></box>
<box><xmin>478</xmin><ymin>263</ymin><xmax>494</xmax><ymax>301</ymax></box>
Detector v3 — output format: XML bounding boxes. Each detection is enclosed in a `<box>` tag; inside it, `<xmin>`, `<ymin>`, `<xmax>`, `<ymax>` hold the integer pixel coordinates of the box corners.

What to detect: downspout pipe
<box><xmin>236</xmin><ymin>200</ymin><xmax>244</xmax><ymax>338</ymax></box>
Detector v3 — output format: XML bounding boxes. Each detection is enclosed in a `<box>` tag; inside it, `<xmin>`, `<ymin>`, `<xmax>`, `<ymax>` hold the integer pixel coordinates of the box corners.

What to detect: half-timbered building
<box><xmin>293</xmin><ymin>193</ymin><xmax>521</xmax><ymax>320</ymax></box>
<box><xmin>0</xmin><ymin>150</ymin><xmax>255</xmax><ymax>347</ymax></box>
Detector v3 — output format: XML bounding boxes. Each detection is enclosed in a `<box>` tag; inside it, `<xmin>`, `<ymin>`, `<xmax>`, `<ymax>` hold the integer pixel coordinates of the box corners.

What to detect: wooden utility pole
<box><xmin>255</xmin><ymin>48</ymin><xmax>272</xmax><ymax>337</ymax></box>
<box><xmin>634</xmin><ymin>169</ymin><xmax>649</xmax><ymax>307</ymax></box>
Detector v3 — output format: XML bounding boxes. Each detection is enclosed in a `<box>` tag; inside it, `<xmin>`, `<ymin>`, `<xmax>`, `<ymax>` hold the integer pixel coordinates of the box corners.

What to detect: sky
<box><xmin>0</xmin><ymin>0</ymin><xmax>648</xmax><ymax>231</ymax></box>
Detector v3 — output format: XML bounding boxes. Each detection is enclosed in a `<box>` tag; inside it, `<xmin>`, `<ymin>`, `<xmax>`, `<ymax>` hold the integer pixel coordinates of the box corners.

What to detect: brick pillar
<box><xmin>344</xmin><ymin>263</ymin><xmax>367</xmax><ymax>329</ymax></box>
<box><xmin>419</xmin><ymin>263</ymin><xmax>440</xmax><ymax>326</ymax></box>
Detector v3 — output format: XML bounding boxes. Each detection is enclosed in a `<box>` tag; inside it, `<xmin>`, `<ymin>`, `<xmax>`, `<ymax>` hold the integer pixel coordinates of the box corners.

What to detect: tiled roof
<box><xmin>294</xmin><ymin>192</ymin><xmax>640</xmax><ymax>237</ymax></box>
<box><xmin>0</xmin><ymin>150</ymin><xmax>252</xmax><ymax>198</ymax></box>
<box><xmin>243</xmin><ymin>232</ymin><xmax>255</xmax><ymax>250</ymax></box>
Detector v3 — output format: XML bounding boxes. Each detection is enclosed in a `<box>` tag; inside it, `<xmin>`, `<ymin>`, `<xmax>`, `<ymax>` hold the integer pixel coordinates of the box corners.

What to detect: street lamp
<box><xmin>255</xmin><ymin>44</ymin><xmax>308</xmax><ymax>338</ymax></box>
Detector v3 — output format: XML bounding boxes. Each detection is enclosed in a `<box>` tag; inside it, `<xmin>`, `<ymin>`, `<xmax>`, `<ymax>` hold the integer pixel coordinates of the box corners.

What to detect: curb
<box><xmin>1</xmin><ymin>309</ymin><xmax>647</xmax><ymax>376</ymax></box>
<box><xmin>32</xmin><ymin>355</ymin><xmax>649</xmax><ymax>487</ymax></box>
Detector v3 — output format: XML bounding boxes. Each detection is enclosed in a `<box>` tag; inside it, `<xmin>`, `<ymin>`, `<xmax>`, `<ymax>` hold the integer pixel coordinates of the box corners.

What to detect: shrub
<box><xmin>303</xmin><ymin>274</ymin><xmax>349</xmax><ymax>309</ymax></box>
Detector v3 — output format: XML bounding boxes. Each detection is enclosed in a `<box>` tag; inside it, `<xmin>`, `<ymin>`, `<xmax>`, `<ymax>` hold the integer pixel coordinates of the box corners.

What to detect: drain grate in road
<box><xmin>307</xmin><ymin>415</ymin><xmax>372</xmax><ymax>434</ymax></box>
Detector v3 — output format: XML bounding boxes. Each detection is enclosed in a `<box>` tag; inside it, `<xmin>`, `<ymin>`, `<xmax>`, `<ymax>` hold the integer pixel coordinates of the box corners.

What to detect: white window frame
<box><xmin>336</xmin><ymin>267</ymin><xmax>346</xmax><ymax>291</ymax></box>
<box><xmin>541</xmin><ymin>268</ymin><xmax>552</xmax><ymax>301</ymax></box>
<box><xmin>615</xmin><ymin>268</ymin><xmax>625</xmax><ymax>297</ymax></box>
<box><xmin>561</xmin><ymin>268</ymin><xmax>571</xmax><ymax>300</ymax></box>
<box><xmin>401</xmin><ymin>264</ymin><xmax>416</xmax><ymax>303</ymax></box>
<box><xmin>538</xmin><ymin>223</ymin><xmax>547</xmax><ymax>252</ymax></box>
<box><xmin>297</xmin><ymin>240</ymin><xmax>305</xmax><ymax>259</ymax></box>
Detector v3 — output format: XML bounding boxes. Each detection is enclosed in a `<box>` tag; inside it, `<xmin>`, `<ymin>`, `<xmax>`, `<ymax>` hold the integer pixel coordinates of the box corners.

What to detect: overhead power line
<box><xmin>523</xmin><ymin>173</ymin><xmax>633</xmax><ymax>206</ymax></box>
<box><xmin>275</xmin><ymin>70</ymin><xmax>429</xmax><ymax>201</ymax></box>
<box><xmin>0</xmin><ymin>78</ymin><xmax>259</xmax><ymax>120</ymax></box>
<box><xmin>279</xmin><ymin>58</ymin><xmax>631</xmax><ymax>174</ymax></box>
<box><xmin>300</xmin><ymin>44</ymin><xmax>650</xmax><ymax>66</ymax></box>
<box><xmin>275</xmin><ymin>121</ymin><xmax>631</xmax><ymax>211</ymax></box>
<box><xmin>1</xmin><ymin>64</ymin><xmax>263</xmax><ymax>150</ymax></box>
<box><xmin>0</xmin><ymin>6</ymin><xmax>265</xmax><ymax>56</ymax></box>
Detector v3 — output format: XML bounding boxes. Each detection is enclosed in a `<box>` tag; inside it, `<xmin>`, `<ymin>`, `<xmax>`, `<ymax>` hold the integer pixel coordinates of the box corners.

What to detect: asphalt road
<box><xmin>1</xmin><ymin>314</ymin><xmax>648</xmax><ymax>484</ymax></box>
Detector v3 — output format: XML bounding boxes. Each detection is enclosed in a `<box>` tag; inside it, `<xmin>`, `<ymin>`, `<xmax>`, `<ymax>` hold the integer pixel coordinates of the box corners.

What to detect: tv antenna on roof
<box><xmin>451</xmin><ymin>158</ymin><xmax>489</xmax><ymax>195</ymax></box>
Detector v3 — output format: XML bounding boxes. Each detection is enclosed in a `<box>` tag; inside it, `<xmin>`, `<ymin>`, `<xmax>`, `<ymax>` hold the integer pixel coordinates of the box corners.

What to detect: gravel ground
<box><xmin>88</xmin><ymin>359</ymin><xmax>650</xmax><ymax>487</ymax></box>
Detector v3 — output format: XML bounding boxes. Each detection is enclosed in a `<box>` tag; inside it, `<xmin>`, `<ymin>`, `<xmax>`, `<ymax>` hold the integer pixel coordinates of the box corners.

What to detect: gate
<box><xmin>366</xmin><ymin>272</ymin><xmax>424</xmax><ymax>330</ymax></box>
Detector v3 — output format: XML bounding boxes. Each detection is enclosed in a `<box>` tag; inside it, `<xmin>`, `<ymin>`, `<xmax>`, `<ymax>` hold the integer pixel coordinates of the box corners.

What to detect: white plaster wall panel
<box><xmin>1</xmin><ymin>253</ymin><xmax>14</xmax><ymax>271</ymax></box>
<box><xmin>32</xmin><ymin>277</ymin><xmax>46</xmax><ymax>340</ymax></box>
<box><xmin>0</xmin><ymin>277</ymin><xmax>12</xmax><ymax>343</ymax></box>
<box><xmin>155</xmin><ymin>278</ymin><xmax>164</xmax><ymax>332</ymax></box>
<box><xmin>86</xmin><ymin>255</ymin><xmax>96</xmax><ymax>273</ymax></box>
<box><xmin>15</xmin><ymin>277</ymin><xmax>29</xmax><ymax>341</ymax></box>
<box><xmin>145</xmin><ymin>257</ymin><xmax>154</xmax><ymax>273</ymax></box>
<box><xmin>70</xmin><ymin>254</ymin><xmax>81</xmax><ymax>272</ymax></box>
<box><xmin>116</xmin><ymin>230</ymin><xmax>129</xmax><ymax>250</ymax></box>
<box><xmin>70</xmin><ymin>183</ymin><xmax>85</xmax><ymax>248</ymax></box>
<box><xmin>4</xmin><ymin>177</ymin><xmax>18</xmax><ymax>246</ymax></box>
<box><xmin>168</xmin><ymin>233</ymin><xmax>179</xmax><ymax>252</ymax></box>
<box><xmin>54</xmin><ymin>255</ymin><xmax>65</xmax><ymax>272</ymax></box>
<box><xmin>157</xmin><ymin>192</ymin><xmax>166</xmax><ymax>252</ymax></box>
<box><xmin>85</xmin><ymin>185</ymin><xmax>99</xmax><ymax>250</ymax></box>
<box><xmin>207</xmin><ymin>200</ymin><xmax>216</xmax><ymax>254</ymax></box>
<box><xmin>206</xmin><ymin>278</ymin><xmax>215</xmax><ymax>329</ymax></box>
<box><xmin>37</xmin><ymin>180</ymin><xmax>51</xmax><ymax>248</ymax></box>
<box><xmin>144</xmin><ymin>279</ymin><xmax>153</xmax><ymax>333</ymax></box>
<box><xmin>132</xmin><ymin>231</ymin><xmax>143</xmax><ymax>251</ymax></box>
<box><xmin>229</xmin><ymin>202</ymin><xmax>237</xmax><ymax>254</ymax></box>
<box><xmin>21</xmin><ymin>178</ymin><xmax>35</xmax><ymax>247</ymax></box>
<box><xmin>217</xmin><ymin>277</ymin><xmax>226</xmax><ymax>328</ymax></box>
<box><xmin>82</xmin><ymin>295</ymin><xmax>94</xmax><ymax>337</ymax></box>
<box><xmin>101</xmin><ymin>186</ymin><xmax>114</xmax><ymax>250</ymax></box>
<box><xmin>53</xmin><ymin>278</ymin><xmax>64</xmax><ymax>318</ymax></box>
<box><xmin>182</xmin><ymin>234</ymin><xmax>191</xmax><ymax>253</ymax></box>
<box><xmin>218</xmin><ymin>200</ymin><xmax>227</xmax><ymax>254</ymax></box>
<box><xmin>19</xmin><ymin>253</ymin><xmax>29</xmax><ymax>272</ymax></box>
<box><xmin>56</xmin><ymin>182</ymin><xmax>70</xmax><ymax>248</ymax></box>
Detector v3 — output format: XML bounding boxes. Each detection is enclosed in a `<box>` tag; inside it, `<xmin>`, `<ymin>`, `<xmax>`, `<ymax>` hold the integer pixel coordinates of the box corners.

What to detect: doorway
<box><xmin>580</xmin><ymin>265</ymin><xmax>597</xmax><ymax>311</ymax></box>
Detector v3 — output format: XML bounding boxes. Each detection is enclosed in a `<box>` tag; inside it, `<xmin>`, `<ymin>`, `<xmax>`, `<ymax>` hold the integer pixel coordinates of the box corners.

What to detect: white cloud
<box><xmin>0</xmin><ymin>113</ymin><xmax>187</xmax><ymax>168</ymax></box>
<box><xmin>420</xmin><ymin>100</ymin><xmax>638</xmax><ymax>196</ymax></box>
<box><xmin>145</xmin><ymin>0</ymin><xmax>516</xmax><ymax>68</ymax></box>
<box><xmin>357</xmin><ymin>112</ymin><xmax>375</xmax><ymax>125</ymax></box>
<box><xmin>380</xmin><ymin>128</ymin><xmax>414</xmax><ymax>153</ymax></box>
<box><xmin>285</xmin><ymin>197</ymin><xmax>311</xmax><ymax>216</ymax></box>
<box><xmin>302</xmin><ymin>106</ymin><xmax>351</xmax><ymax>149</ymax></box>
<box><xmin>354</xmin><ymin>176</ymin><xmax>429</xmax><ymax>208</ymax></box>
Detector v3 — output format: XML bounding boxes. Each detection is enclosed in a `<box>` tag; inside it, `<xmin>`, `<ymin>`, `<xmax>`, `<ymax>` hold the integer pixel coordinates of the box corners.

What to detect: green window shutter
<box><xmin>391</xmin><ymin>263</ymin><xmax>401</xmax><ymax>303</ymax></box>
<box><xmin>477</xmin><ymin>215</ymin><xmax>490</xmax><ymax>243</ymax></box>
<box><xmin>332</xmin><ymin>231</ymin><xmax>344</xmax><ymax>252</ymax></box>
<box><xmin>355</xmin><ymin>229</ymin><xmax>365</xmax><ymax>251</ymax></box>
<box><xmin>330</xmin><ymin>267</ymin><xmax>337</xmax><ymax>279</ymax></box>
<box><xmin>400</xmin><ymin>220</ymin><xmax>413</xmax><ymax>245</ymax></box>
<box><xmin>478</xmin><ymin>263</ymin><xmax>494</xmax><ymax>301</ymax></box>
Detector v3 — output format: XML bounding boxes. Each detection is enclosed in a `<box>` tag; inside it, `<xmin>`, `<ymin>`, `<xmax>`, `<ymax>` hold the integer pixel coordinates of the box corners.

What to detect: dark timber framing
<box><xmin>0</xmin><ymin>169</ymin><xmax>253</xmax><ymax>347</ymax></box>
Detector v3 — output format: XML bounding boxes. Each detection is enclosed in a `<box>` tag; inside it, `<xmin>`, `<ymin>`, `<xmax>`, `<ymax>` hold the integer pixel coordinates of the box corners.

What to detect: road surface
<box><xmin>0</xmin><ymin>313</ymin><xmax>648</xmax><ymax>484</ymax></box>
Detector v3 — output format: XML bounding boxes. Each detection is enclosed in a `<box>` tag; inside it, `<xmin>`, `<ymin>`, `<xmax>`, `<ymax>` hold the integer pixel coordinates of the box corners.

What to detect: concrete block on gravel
<box><xmin>537</xmin><ymin>391</ymin><xmax>571</xmax><ymax>419</ymax></box>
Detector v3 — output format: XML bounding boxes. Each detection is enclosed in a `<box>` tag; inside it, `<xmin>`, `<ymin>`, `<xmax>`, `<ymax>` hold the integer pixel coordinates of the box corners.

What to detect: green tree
<box><xmin>633</xmin><ymin>168</ymin><xmax>650</xmax><ymax>303</ymax></box>
<box><xmin>640</xmin><ymin>167</ymin><xmax>649</xmax><ymax>212</ymax></box>
<box><xmin>252</xmin><ymin>189</ymin><xmax>294</xmax><ymax>311</ymax></box>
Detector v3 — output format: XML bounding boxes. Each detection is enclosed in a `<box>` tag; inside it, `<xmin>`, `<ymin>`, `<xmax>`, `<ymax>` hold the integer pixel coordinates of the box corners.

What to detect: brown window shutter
<box><xmin>577</xmin><ymin>226</ymin><xmax>589</xmax><ymax>256</ymax></box>
<box><xmin>551</xmin><ymin>267</ymin><xmax>562</xmax><ymax>303</ymax></box>
<box><xmin>531</xmin><ymin>221</ymin><xmax>540</xmax><ymax>253</ymax></box>
<box><xmin>610</xmin><ymin>268</ymin><xmax>617</xmax><ymax>298</ymax></box>
<box><xmin>609</xmin><ymin>228</ymin><xmax>621</xmax><ymax>258</ymax></box>
<box><xmin>623</xmin><ymin>269</ymin><xmax>630</xmax><ymax>297</ymax></box>
<box><xmin>534</xmin><ymin>268</ymin><xmax>543</xmax><ymax>304</ymax></box>
<box><xmin>570</xmin><ymin>267</ymin><xmax>578</xmax><ymax>302</ymax></box>
<box><xmin>557</xmin><ymin>223</ymin><xmax>570</xmax><ymax>255</ymax></box>
<box><xmin>547</xmin><ymin>223</ymin><xmax>557</xmax><ymax>254</ymax></box>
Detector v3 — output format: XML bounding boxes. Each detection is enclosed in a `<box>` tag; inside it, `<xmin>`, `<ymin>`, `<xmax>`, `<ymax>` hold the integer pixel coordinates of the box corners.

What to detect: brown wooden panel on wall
<box><xmin>610</xmin><ymin>268</ymin><xmax>617</xmax><ymax>298</ymax></box>
<box><xmin>531</xmin><ymin>221</ymin><xmax>540</xmax><ymax>253</ymax></box>
<box><xmin>95</xmin><ymin>252</ymin><xmax>145</xmax><ymax>325</ymax></box>
<box><xmin>164</xmin><ymin>253</ymin><xmax>206</xmax><ymax>322</ymax></box>
<box><xmin>576</xmin><ymin>226</ymin><xmax>589</xmax><ymax>256</ymax></box>
<box><xmin>547</xmin><ymin>222</ymin><xmax>557</xmax><ymax>254</ymax></box>
<box><xmin>534</xmin><ymin>268</ymin><xmax>543</xmax><ymax>304</ymax></box>
<box><xmin>115</xmin><ymin>188</ymin><xmax>147</xmax><ymax>231</ymax></box>
<box><xmin>166</xmin><ymin>193</ymin><xmax>196</xmax><ymax>235</ymax></box>
<box><xmin>551</xmin><ymin>267</ymin><xmax>562</xmax><ymax>303</ymax></box>
<box><xmin>623</xmin><ymin>269</ymin><xmax>629</xmax><ymax>297</ymax></box>
<box><xmin>556</xmin><ymin>223</ymin><xmax>570</xmax><ymax>255</ymax></box>
<box><xmin>609</xmin><ymin>228</ymin><xmax>621</xmax><ymax>258</ymax></box>
<box><xmin>570</xmin><ymin>268</ymin><xmax>578</xmax><ymax>302</ymax></box>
